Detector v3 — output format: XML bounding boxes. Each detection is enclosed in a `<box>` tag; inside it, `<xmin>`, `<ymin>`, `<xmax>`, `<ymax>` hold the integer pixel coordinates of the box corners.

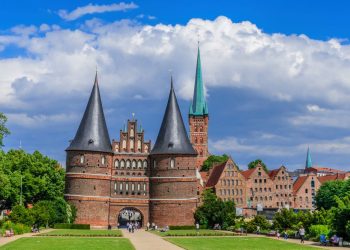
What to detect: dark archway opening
<box><xmin>117</xmin><ymin>207</ymin><xmax>143</xmax><ymax>228</ymax></box>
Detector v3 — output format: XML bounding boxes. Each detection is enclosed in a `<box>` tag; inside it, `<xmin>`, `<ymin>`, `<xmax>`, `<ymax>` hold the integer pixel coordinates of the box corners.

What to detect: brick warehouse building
<box><xmin>65</xmin><ymin>48</ymin><xmax>206</xmax><ymax>228</ymax></box>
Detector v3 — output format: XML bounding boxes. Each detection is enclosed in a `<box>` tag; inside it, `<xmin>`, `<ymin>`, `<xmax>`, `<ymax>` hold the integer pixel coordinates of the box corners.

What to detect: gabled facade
<box><xmin>205</xmin><ymin>158</ymin><xmax>246</xmax><ymax>207</ymax></box>
<box><xmin>293</xmin><ymin>173</ymin><xmax>321</xmax><ymax>210</ymax></box>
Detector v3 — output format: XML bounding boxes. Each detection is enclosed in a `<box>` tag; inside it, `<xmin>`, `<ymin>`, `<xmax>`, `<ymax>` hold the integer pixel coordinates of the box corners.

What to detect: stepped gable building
<box><xmin>149</xmin><ymin>78</ymin><xmax>198</xmax><ymax>227</ymax></box>
<box><xmin>189</xmin><ymin>47</ymin><xmax>210</xmax><ymax>168</ymax></box>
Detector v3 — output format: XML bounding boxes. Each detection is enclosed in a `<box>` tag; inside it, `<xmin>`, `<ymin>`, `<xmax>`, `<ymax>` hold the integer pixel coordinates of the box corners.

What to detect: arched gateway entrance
<box><xmin>117</xmin><ymin>207</ymin><xmax>143</xmax><ymax>228</ymax></box>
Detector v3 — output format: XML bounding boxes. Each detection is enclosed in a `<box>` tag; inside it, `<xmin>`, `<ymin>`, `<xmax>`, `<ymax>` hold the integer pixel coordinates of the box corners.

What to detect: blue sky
<box><xmin>2</xmin><ymin>0</ymin><xmax>350</xmax><ymax>171</ymax></box>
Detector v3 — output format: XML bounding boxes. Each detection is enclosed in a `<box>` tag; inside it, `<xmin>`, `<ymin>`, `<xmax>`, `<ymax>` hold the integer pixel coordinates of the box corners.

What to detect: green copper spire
<box><xmin>189</xmin><ymin>46</ymin><xmax>208</xmax><ymax>116</ymax></box>
<box><xmin>305</xmin><ymin>147</ymin><xmax>312</xmax><ymax>168</ymax></box>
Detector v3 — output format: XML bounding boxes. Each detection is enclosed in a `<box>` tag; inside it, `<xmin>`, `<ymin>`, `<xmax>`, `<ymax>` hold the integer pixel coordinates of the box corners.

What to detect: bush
<box><xmin>308</xmin><ymin>225</ymin><xmax>330</xmax><ymax>241</ymax></box>
<box><xmin>169</xmin><ymin>225</ymin><xmax>207</xmax><ymax>230</ymax></box>
<box><xmin>54</xmin><ymin>223</ymin><xmax>90</xmax><ymax>229</ymax></box>
<box><xmin>1</xmin><ymin>221</ymin><xmax>31</xmax><ymax>235</ymax></box>
<box><xmin>9</xmin><ymin>205</ymin><xmax>33</xmax><ymax>226</ymax></box>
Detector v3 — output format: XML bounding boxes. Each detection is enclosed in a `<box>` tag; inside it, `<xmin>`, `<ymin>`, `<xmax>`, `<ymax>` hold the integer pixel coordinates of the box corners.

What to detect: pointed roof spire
<box><xmin>305</xmin><ymin>147</ymin><xmax>312</xmax><ymax>168</ymax></box>
<box><xmin>189</xmin><ymin>46</ymin><xmax>208</xmax><ymax>116</ymax></box>
<box><xmin>151</xmin><ymin>77</ymin><xmax>197</xmax><ymax>155</ymax></box>
<box><xmin>66</xmin><ymin>73</ymin><xmax>112</xmax><ymax>153</ymax></box>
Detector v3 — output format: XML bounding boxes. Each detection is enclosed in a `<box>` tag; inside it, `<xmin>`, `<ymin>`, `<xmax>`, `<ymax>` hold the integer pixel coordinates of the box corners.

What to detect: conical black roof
<box><xmin>151</xmin><ymin>78</ymin><xmax>197</xmax><ymax>155</ymax></box>
<box><xmin>66</xmin><ymin>73</ymin><xmax>112</xmax><ymax>153</ymax></box>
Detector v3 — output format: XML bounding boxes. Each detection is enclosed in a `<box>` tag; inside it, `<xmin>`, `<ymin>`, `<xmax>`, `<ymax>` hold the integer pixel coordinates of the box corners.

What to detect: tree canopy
<box><xmin>194</xmin><ymin>189</ymin><xmax>235</xmax><ymax>229</ymax></box>
<box><xmin>0</xmin><ymin>113</ymin><xmax>10</xmax><ymax>148</ymax></box>
<box><xmin>315</xmin><ymin>180</ymin><xmax>348</xmax><ymax>210</ymax></box>
<box><xmin>248</xmin><ymin>159</ymin><xmax>268</xmax><ymax>172</ymax></box>
<box><xmin>201</xmin><ymin>154</ymin><xmax>229</xmax><ymax>171</ymax></box>
<box><xmin>0</xmin><ymin>149</ymin><xmax>65</xmax><ymax>209</ymax></box>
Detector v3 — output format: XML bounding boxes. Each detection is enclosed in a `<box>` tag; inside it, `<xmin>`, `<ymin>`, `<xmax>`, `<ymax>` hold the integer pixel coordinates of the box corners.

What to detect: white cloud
<box><xmin>2</xmin><ymin>16</ymin><xmax>350</xmax><ymax>127</ymax></box>
<box><xmin>6</xmin><ymin>113</ymin><xmax>79</xmax><ymax>128</ymax></box>
<box><xmin>58</xmin><ymin>2</ymin><xmax>138</xmax><ymax>21</ymax></box>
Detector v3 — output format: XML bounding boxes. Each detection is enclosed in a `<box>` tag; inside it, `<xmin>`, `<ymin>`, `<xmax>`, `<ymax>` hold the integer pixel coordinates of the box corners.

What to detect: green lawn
<box><xmin>152</xmin><ymin>229</ymin><xmax>235</xmax><ymax>237</ymax></box>
<box><xmin>38</xmin><ymin>229</ymin><xmax>122</xmax><ymax>237</ymax></box>
<box><xmin>0</xmin><ymin>237</ymin><xmax>134</xmax><ymax>250</ymax></box>
<box><xmin>167</xmin><ymin>237</ymin><xmax>320</xmax><ymax>250</ymax></box>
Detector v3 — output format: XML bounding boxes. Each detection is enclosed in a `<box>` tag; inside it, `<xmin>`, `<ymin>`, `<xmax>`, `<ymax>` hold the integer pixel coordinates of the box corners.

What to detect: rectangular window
<box><xmin>114</xmin><ymin>181</ymin><xmax>117</xmax><ymax>192</ymax></box>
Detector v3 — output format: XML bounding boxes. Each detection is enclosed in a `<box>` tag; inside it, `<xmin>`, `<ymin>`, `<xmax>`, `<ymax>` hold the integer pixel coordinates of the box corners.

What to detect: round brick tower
<box><xmin>149</xmin><ymin>78</ymin><xmax>198</xmax><ymax>227</ymax></box>
<box><xmin>65</xmin><ymin>72</ymin><xmax>113</xmax><ymax>227</ymax></box>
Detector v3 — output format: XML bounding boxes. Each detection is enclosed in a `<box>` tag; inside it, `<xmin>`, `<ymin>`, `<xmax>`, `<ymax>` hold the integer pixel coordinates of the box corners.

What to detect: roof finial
<box><xmin>197</xmin><ymin>33</ymin><xmax>200</xmax><ymax>47</ymax></box>
<box><xmin>94</xmin><ymin>67</ymin><xmax>98</xmax><ymax>85</ymax></box>
<box><xmin>132</xmin><ymin>112</ymin><xmax>135</xmax><ymax>121</ymax></box>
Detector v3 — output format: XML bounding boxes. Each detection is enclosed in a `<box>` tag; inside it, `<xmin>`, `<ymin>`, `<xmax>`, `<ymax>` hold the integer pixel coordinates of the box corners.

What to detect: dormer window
<box><xmin>80</xmin><ymin>155</ymin><xmax>84</xmax><ymax>164</ymax></box>
<box><xmin>170</xmin><ymin>158</ymin><xmax>175</xmax><ymax>168</ymax></box>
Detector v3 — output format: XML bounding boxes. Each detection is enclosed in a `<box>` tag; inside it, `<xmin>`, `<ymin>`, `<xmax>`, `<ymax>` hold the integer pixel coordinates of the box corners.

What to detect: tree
<box><xmin>316</xmin><ymin>180</ymin><xmax>346</xmax><ymax>210</ymax></box>
<box><xmin>0</xmin><ymin>149</ymin><xmax>65</xmax><ymax>209</ymax></box>
<box><xmin>0</xmin><ymin>113</ymin><xmax>10</xmax><ymax>148</ymax></box>
<box><xmin>248</xmin><ymin>159</ymin><xmax>268</xmax><ymax>172</ymax></box>
<box><xmin>272</xmin><ymin>208</ymin><xmax>297</xmax><ymax>230</ymax></box>
<box><xmin>31</xmin><ymin>200</ymin><xmax>56</xmax><ymax>227</ymax></box>
<box><xmin>9</xmin><ymin>205</ymin><xmax>34</xmax><ymax>226</ymax></box>
<box><xmin>201</xmin><ymin>154</ymin><xmax>229</xmax><ymax>171</ymax></box>
<box><xmin>194</xmin><ymin>189</ymin><xmax>235</xmax><ymax>229</ymax></box>
<box><xmin>331</xmin><ymin>194</ymin><xmax>350</xmax><ymax>240</ymax></box>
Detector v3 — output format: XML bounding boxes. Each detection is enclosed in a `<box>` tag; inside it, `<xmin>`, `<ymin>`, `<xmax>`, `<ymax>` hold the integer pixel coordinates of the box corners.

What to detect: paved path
<box><xmin>123</xmin><ymin>229</ymin><xmax>183</xmax><ymax>250</ymax></box>
<box><xmin>0</xmin><ymin>229</ymin><xmax>53</xmax><ymax>247</ymax></box>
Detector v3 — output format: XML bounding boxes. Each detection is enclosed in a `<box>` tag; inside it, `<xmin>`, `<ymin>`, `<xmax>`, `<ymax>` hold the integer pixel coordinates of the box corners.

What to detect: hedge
<box><xmin>169</xmin><ymin>225</ymin><xmax>207</xmax><ymax>230</ymax></box>
<box><xmin>54</xmin><ymin>223</ymin><xmax>90</xmax><ymax>229</ymax></box>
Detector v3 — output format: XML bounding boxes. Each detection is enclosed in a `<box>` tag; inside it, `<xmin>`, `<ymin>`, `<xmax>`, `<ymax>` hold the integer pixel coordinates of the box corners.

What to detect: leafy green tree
<box><xmin>0</xmin><ymin>149</ymin><xmax>65</xmax><ymax>209</ymax></box>
<box><xmin>0</xmin><ymin>113</ymin><xmax>10</xmax><ymax>148</ymax></box>
<box><xmin>331</xmin><ymin>194</ymin><xmax>350</xmax><ymax>240</ymax></box>
<box><xmin>31</xmin><ymin>200</ymin><xmax>56</xmax><ymax>227</ymax></box>
<box><xmin>9</xmin><ymin>205</ymin><xmax>34</xmax><ymax>226</ymax></box>
<box><xmin>316</xmin><ymin>180</ymin><xmax>346</xmax><ymax>210</ymax></box>
<box><xmin>248</xmin><ymin>159</ymin><xmax>268</xmax><ymax>172</ymax></box>
<box><xmin>201</xmin><ymin>154</ymin><xmax>229</xmax><ymax>171</ymax></box>
<box><xmin>272</xmin><ymin>208</ymin><xmax>297</xmax><ymax>230</ymax></box>
<box><xmin>194</xmin><ymin>189</ymin><xmax>235</xmax><ymax>229</ymax></box>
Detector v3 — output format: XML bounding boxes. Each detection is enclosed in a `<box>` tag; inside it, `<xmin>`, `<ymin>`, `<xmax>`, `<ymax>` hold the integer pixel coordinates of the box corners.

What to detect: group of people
<box><xmin>146</xmin><ymin>222</ymin><xmax>160</xmax><ymax>231</ymax></box>
<box><xmin>275</xmin><ymin>227</ymin><xmax>305</xmax><ymax>242</ymax></box>
<box><xmin>126</xmin><ymin>222</ymin><xmax>140</xmax><ymax>233</ymax></box>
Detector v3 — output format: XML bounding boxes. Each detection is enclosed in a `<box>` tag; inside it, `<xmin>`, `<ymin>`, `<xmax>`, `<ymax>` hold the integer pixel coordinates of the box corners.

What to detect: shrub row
<box><xmin>54</xmin><ymin>223</ymin><xmax>90</xmax><ymax>229</ymax></box>
<box><xmin>164</xmin><ymin>232</ymin><xmax>235</xmax><ymax>237</ymax></box>
<box><xmin>1</xmin><ymin>221</ymin><xmax>31</xmax><ymax>235</ymax></box>
<box><xmin>169</xmin><ymin>225</ymin><xmax>207</xmax><ymax>230</ymax></box>
<box><xmin>38</xmin><ymin>233</ymin><xmax>121</xmax><ymax>237</ymax></box>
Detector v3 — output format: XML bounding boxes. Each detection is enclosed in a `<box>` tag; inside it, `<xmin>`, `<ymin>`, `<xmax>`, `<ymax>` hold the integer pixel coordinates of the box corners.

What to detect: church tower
<box><xmin>65</xmin><ymin>72</ymin><xmax>113</xmax><ymax>227</ymax></box>
<box><xmin>149</xmin><ymin>77</ymin><xmax>198</xmax><ymax>227</ymax></box>
<box><xmin>189</xmin><ymin>46</ymin><xmax>209</xmax><ymax>168</ymax></box>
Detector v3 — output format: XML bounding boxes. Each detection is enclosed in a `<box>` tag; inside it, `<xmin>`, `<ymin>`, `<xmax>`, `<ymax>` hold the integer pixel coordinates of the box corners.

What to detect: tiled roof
<box><xmin>318</xmin><ymin>173</ymin><xmax>347</xmax><ymax>183</ymax></box>
<box><xmin>268</xmin><ymin>169</ymin><xmax>280</xmax><ymax>179</ymax></box>
<box><xmin>306</xmin><ymin>167</ymin><xmax>345</xmax><ymax>174</ymax></box>
<box><xmin>241</xmin><ymin>168</ymin><xmax>255</xmax><ymax>179</ymax></box>
<box><xmin>206</xmin><ymin>161</ymin><xmax>227</xmax><ymax>187</ymax></box>
<box><xmin>293</xmin><ymin>176</ymin><xmax>308</xmax><ymax>194</ymax></box>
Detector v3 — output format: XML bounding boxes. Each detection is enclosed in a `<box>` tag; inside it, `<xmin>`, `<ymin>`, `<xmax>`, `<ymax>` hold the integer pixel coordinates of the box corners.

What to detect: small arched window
<box><xmin>195</xmin><ymin>138</ymin><xmax>198</xmax><ymax>144</ymax></box>
<box><xmin>115</xmin><ymin>144</ymin><xmax>119</xmax><ymax>152</ymax></box>
<box><xmin>137</xmin><ymin>183</ymin><xmax>141</xmax><ymax>191</ymax></box>
<box><xmin>144</xmin><ymin>145</ymin><xmax>148</xmax><ymax>153</ymax></box>
<box><xmin>114</xmin><ymin>160</ymin><xmax>119</xmax><ymax>168</ymax></box>
<box><xmin>122</xmin><ymin>140</ymin><xmax>126</xmax><ymax>149</ymax></box>
<box><xmin>137</xmin><ymin>140</ymin><xmax>141</xmax><ymax>150</ymax></box>
<box><xmin>130</xmin><ymin>140</ymin><xmax>134</xmax><ymax>149</ymax></box>
<box><xmin>126</xmin><ymin>160</ymin><xmax>131</xmax><ymax>169</ymax></box>
<box><xmin>143</xmin><ymin>160</ymin><xmax>148</xmax><ymax>169</ymax></box>
<box><xmin>137</xmin><ymin>160</ymin><xmax>142</xmax><ymax>169</ymax></box>
<box><xmin>311</xmin><ymin>180</ymin><xmax>315</xmax><ymax>188</ymax></box>
<box><xmin>130</xmin><ymin>128</ymin><xmax>134</xmax><ymax>137</ymax></box>
<box><xmin>80</xmin><ymin>155</ymin><xmax>84</xmax><ymax>164</ymax></box>
<box><xmin>120</xmin><ymin>160</ymin><xmax>125</xmax><ymax>168</ymax></box>
<box><xmin>132</xmin><ymin>160</ymin><xmax>137</xmax><ymax>169</ymax></box>
<box><xmin>194</xmin><ymin>127</ymin><xmax>198</xmax><ymax>132</ymax></box>
<box><xmin>200</xmin><ymin>126</ymin><xmax>203</xmax><ymax>132</ymax></box>
<box><xmin>200</xmin><ymin>137</ymin><xmax>203</xmax><ymax>143</ymax></box>
<box><xmin>101</xmin><ymin>156</ymin><xmax>106</xmax><ymax>165</ymax></box>
<box><xmin>170</xmin><ymin>158</ymin><xmax>175</xmax><ymax>168</ymax></box>
<box><xmin>143</xmin><ymin>183</ymin><xmax>147</xmax><ymax>191</ymax></box>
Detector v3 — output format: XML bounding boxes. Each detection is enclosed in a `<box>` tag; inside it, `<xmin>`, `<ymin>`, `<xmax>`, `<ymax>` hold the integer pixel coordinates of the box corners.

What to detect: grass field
<box><xmin>167</xmin><ymin>237</ymin><xmax>320</xmax><ymax>250</ymax></box>
<box><xmin>0</xmin><ymin>237</ymin><xmax>134</xmax><ymax>250</ymax></box>
<box><xmin>153</xmin><ymin>229</ymin><xmax>235</xmax><ymax>237</ymax></box>
<box><xmin>38</xmin><ymin>229</ymin><xmax>122</xmax><ymax>237</ymax></box>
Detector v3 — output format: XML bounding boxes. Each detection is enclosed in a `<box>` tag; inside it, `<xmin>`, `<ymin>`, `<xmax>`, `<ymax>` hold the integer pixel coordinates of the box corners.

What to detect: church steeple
<box><xmin>66</xmin><ymin>72</ymin><xmax>112</xmax><ymax>153</ymax></box>
<box><xmin>189</xmin><ymin>46</ymin><xmax>208</xmax><ymax>116</ymax></box>
<box><xmin>151</xmin><ymin>77</ymin><xmax>196</xmax><ymax>155</ymax></box>
<box><xmin>305</xmin><ymin>147</ymin><xmax>312</xmax><ymax>168</ymax></box>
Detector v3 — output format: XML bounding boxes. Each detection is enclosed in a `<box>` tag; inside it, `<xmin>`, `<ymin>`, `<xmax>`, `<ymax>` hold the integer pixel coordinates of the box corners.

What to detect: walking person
<box><xmin>299</xmin><ymin>226</ymin><xmax>305</xmax><ymax>243</ymax></box>
<box><xmin>196</xmin><ymin>222</ymin><xmax>200</xmax><ymax>235</ymax></box>
<box><xmin>146</xmin><ymin>222</ymin><xmax>150</xmax><ymax>231</ymax></box>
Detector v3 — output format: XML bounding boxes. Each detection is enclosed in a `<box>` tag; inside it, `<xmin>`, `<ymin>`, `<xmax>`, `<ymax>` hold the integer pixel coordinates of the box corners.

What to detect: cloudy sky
<box><xmin>2</xmin><ymin>0</ymin><xmax>350</xmax><ymax>171</ymax></box>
